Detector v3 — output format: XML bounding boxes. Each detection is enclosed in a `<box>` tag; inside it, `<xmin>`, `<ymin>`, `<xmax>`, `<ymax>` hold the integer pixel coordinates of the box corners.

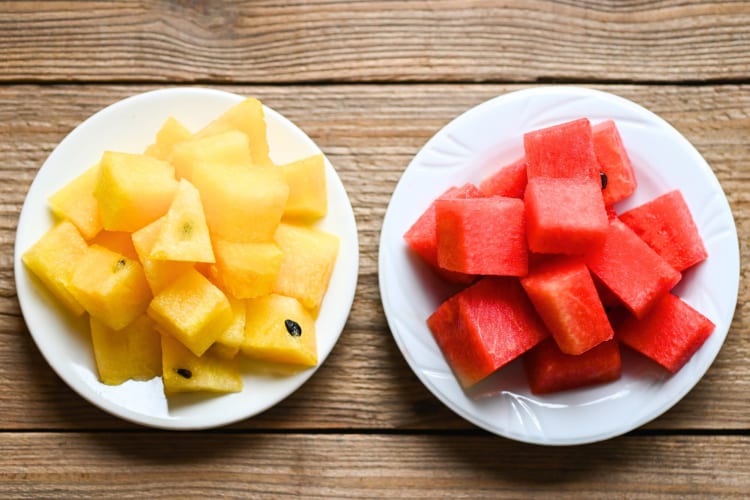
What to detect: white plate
<box><xmin>379</xmin><ymin>86</ymin><xmax>739</xmax><ymax>445</ymax></box>
<box><xmin>14</xmin><ymin>88</ymin><xmax>359</xmax><ymax>429</ymax></box>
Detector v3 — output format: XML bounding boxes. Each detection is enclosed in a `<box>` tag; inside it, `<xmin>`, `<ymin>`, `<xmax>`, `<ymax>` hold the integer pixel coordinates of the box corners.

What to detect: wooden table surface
<box><xmin>2</xmin><ymin>1</ymin><xmax>749</xmax><ymax>498</ymax></box>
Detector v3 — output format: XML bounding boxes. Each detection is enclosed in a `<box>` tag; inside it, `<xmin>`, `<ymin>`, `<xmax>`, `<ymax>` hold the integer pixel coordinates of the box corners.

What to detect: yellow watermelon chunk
<box><xmin>209</xmin><ymin>296</ymin><xmax>246</xmax><ymax>359</ymax></box>
<box><xmin>47</xmin><ymin>164</ymin><xmax>103</xmax><ymax>240</ymax></box>
<box><xmin>211</xmin><ymin>239</ymin><xmax>283</xmax><ymax>299</ymax></box>
<box><xmin>147</xmin><ymin>267</ymin><xmax>232</xmax><ymax>357</ymax></box>
<box><xmin>94</xmin><ymin>151</ymin><xmax>178</xmax><ymax>232</ymax></box>
<box><xmin>192</xmin><ymin>162</ymin><xmax>289</xmax><ymax>243</ymax></box>
<box><xmin>89</xmin><ymin>314</ymin><xmax>162</xmax><ymax>385</ymax></box>
<box><xmin>273</xmin><ymin>223</ymin><xmax>339</xmax><ymax>312</ymax></box>
<box><xmin>144</xmin><ymin>116</ymin><xmax>192</xmax><ymax>161</ymax></box>
<box><xmin>131</xmin><ymin>216</ymin><xmax>194</xmax><ymax>295</ymax></box>
<box><xmin>169</xmin><ymin>130</ymin><xmax>252</xmax><ymax>180</ymax></box>
<box><xmin>21</xmin><ymin>220</ymin><xmax>88</xmax><ymax>316</ymax></box>
<box><xmin>161</xmin><ymin>334</ymin><xmax>242</xmax><ymax>395</ymax></box>
<box><xmin>195</xmin><ymin>97</ymin><xmax>272</xmax><ymax>167</ymax></box>
<box><xmin>280</xmin><ymin>154</ymin><xmax>328</xmax><ymax>220</ymax></box>
<box><xmin>69</xmin><ymin>244</ymin><xmax>152</xmax><ymax>331</ymax></box>
<box><xmin>241</xmin><ymin>294</ymin><xmax>317</xmax><ymax>367</ymax></box>
<box><xmin>148</xmin><ymin>179</ymin><xmax>215</xmax><ymax>263</ymax></box>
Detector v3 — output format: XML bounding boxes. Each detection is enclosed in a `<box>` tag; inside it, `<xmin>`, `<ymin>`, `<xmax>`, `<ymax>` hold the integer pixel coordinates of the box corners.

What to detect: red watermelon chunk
<box><xmin>403</xmin><ymin>183</ymin><xmax>481</xmax><ymax>284</ymax></box>
<box><xmin>435</xmin><ymin>196</ymin><xmax>527</xmax><ymax>276</ymax></box>
<box><xmin>524</xmin><ymin>177</ymin><xmax>609</xmax><ymax>255</ymax></box>
<box><xmin>479</xmin><ymin>156</ymin><xmax>527</xmax><ymax>198</ymax></box>
<box><xmin>619</xmin><ymin>189</ymin><xmax>708</xmax><ymax>272</ymax></box>
<box><xmin>521</xmin><ymin>256</ymin><xmax>614</xmax><ymax>355</ymax></box>
<box><xmin>586</xmin><ymin>218</ymin><xmax>682</xmax><ymax>319</ymax></box>
<box><xmin>592</xmin><ymin>120</ymin><xmax>637</xmax><ymax>206</ymax></box>
<box><xmin>427</xmin><ymin>277</ymin><xmax>550</xmax><ymax>388</ymax></box>
<box><xmin>523</xmin><ymin>118</ymin><xmax>600</xmax><ymax>182</ymax></box>
<box><xmin>523</xmin><ymin>338</ymin><xmax>622</xmax><ymax>394</ymax></box>
<box><xmin>616</xmin><ymin>293</ymin><xmax>715</xmax><ymax>373</ymax></box>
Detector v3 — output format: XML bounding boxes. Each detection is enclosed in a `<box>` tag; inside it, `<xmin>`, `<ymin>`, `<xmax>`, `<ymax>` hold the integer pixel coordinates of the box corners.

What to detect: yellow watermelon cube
<box><xmin>192</xmin><ymin>162</ymin><xmax>289</xmax><ymax>242</ymax></box>
<box><xmin>195</xmin><ymin>97</ymin><xmax>272</xmax><ymax>167</ymax></box>
<box><xmin>131</xmin><ymin>216</ymin><xmax>194</xmax><ymax>295</ymax></box>
<box><xmin>209</xmin><ymin>296</ymin><xmax>246</xmax><ymax>359</ymax></box>
<box><xmin>161</xmin><ymin>333</ymin><xmax>242</xmax><ymax>395</ymax></box>
<box><xmin>69</xmin><ymin>244</ymin><xmax>152</xmax><ymax>330</ymax></box>
<box><xmin>147</xmin><ymin>267</ymin><xmax>232</xmax><ymax>357</ymax></box>
<box><xmin>148</xmin><ymin>179</ymin><xmax>215</xmax><ymax>263</ymax></box>
<box><xmin>273</xmin><ymin>223</ymin><xmax>339</xmax><ymax>312</ymax></box>
<box><xmin>144</xmin><ymin>117</ymin><xmax>192</xmax><ymax>161</ymax></box>
<box><xmin>94</xmin><ymin>151</ymin><xmax>178</xmax><ymax>232</ymax></box>
<box><xmin>241</xmin><ymin>294</ymin><xmax>317</xmax><ymax>367</ymax></box>
<box><xmin>280</xmin><ymin>154</ymin><xmax>328</xmax><ymax>220</ymax></box>
<box><xmin>90</xmin><ymin>230</ymin><xmax>139</xmax><ymax>261</ymax></box>
<box><xmin>169</xmin><ymin>130</ymin><xmax>252</xmax><ymax>180</ymax></box>
<box><xmin>47</xmin><ymin>164</ymin><xmax>103</xmax><ymax>240</ymax></box>
<box><xmin>21</xmin><ymin>220</ymin><xmax>88</xmax><ymax>316</ymax></box>
<box><xmin>212</xmin><ymin>239</ymin><xmax>283</xmax><ymax>299</ymax></box>
<box><xmin>89</xmin><ymin>315</ymin><xmax>162</xmax><ymax>385</ymax></box>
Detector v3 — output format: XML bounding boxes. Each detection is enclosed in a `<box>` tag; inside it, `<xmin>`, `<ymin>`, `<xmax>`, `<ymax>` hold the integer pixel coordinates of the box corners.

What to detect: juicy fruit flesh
<box><xmin>242</xmin><ymin>293</ymin><xmax>317</xmax><ymax>367</ymax></box>
<box><xmin>524</xmin><ymin>338</ymin><xmax>622</xmax><ymax>395</ymax></box>
<box><xmin>592</xmin><ymin>119</ymin><xmax>637</xmax><ymax>206</ymax></box>
<box><xmin>47</xmin><ymin>164</ymin><xmax>103</xmax><ymax>240</ymax></box>
<box><xmin>147</xmin><ymin>268</ymin><xmax>233</xmax><ymax>357</ymax></box>
<box><xmin>22</xmin><ymin>220</ymin><xmax>88</xmax><ymax>316</ymax></box>
<box><xmin>94</xmin><ymin>151</ymin><xmax>179</xmax><ymax>232</ymax></box>
<box><xmin>524</xmin><ymin>177</ymin><xmax>608</xmax><ymax>255</ymax></box>
<box><xmin>90</xmin><ymin>315</ymin><xmax>161</xmax><ymax>385</ymax></box>
<box><xmin>521</xmin><ymin>257</ymin><xmax>614</xmax><ymax>355</ymax></box>
<box><xmin>435</xmin><ymin>196</ymin><xmax>528</xmax><ymax>277</ymax></box>
<box><xmin>192</xmin><ymin>162</ymin><xmax>289</xmax><ymax>243</ymax></box>
<box><xmin>427</xmin><ymin>277</ymin><xmax>549</xmax><ymax>388</ymax></box>
<box><xmin>619</xmin><ymin>189</ymin><xmax>707</xmax><ymax>272</ymax></box>
<box><xmin>524</xmin><ymin>117</ymin><xmax>599</xmax><ymax>182</ymax></box>
<box><xmin>273</xmin><ymin>222</ymin><xmax>339</xmax><ymax>312</ymax></box>
<box><xmin>616</xmin><ymin>293</ymin><xmax>715</xmax><ymax>373</ymax></box>
<box><xmin>69</xmin><ymin>244</ymin><xmax>152</xmax><ymax>331</ymax></box>
<box><xmin>586</xmin><ymin>218</ymin><xmax>682</xmax><ymax>319</ymax></box>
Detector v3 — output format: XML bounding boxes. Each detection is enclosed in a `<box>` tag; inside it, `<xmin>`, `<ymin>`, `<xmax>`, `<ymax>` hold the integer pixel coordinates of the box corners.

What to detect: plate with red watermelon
<box><xmin>379</xmin><ymin>86</ymin><xmax>739</xmax><ymax>445</ymax></box>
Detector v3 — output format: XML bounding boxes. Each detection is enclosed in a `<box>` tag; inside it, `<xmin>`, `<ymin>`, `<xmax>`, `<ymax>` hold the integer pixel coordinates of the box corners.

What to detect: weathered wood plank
<box><xmin>1</xmin><ymin>1</ymin><xmax>749</xmax><ymax>83</ymax></box>
<box><xmin>0</xmin><ymin>432</ymin><xmax>748</xmax><ymax>498</ymax></box>
<box><xmin>0</xmin><ymin>84</ymin><xmax>748</xmax><ymax>431</ymax></box>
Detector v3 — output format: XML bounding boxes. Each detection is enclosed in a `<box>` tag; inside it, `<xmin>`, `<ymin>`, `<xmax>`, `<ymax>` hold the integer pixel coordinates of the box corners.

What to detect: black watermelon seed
<box><xmin>176</xmin><ymin>368</ymin><xmax>192</xmax><ymax>379</ymax></box>
<box><xmin>114</xmin><ymin>258</ymin><xmax>127</xmax><ymax>272</ymax></box>
<box><xmin>600</xmin><ymin>171</ymin><xmax>608</xmax><ymax>190</ymax></box>
<box><xmin>285</xmin><ymin>319</ymin><xmax>302</xmax><ymax>337</ymax></box>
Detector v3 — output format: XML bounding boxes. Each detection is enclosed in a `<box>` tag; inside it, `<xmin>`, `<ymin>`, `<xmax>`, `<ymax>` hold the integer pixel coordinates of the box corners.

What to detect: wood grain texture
<box><xmin>0</xmin><ymin>432</ymin><xmax>748</xmax><ymax>498</ymax></box>
<box><xmin>1</xmin><ymin>84</ymin><xmax>748</xmax><ymax>432</ymax></box>
<box><xmin>1</xmin><ymin>1</ymin><xmax>749</xmax><ymax>83</ymax></box>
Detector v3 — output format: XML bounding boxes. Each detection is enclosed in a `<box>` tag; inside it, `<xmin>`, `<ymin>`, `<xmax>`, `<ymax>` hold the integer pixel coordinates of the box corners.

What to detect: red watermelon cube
<box><xmin>479</xmin><ymin>156</ymin><xmax>527</xmax><ymax>198</ymax></box>
<box><xmin>592</xmin><ymin>120</ymin><xmax>637</xmax><ymax>206</ymax></box>
<box><xmin>427</xmin><ymin>277</ymin><xmax>550</xmax><ymax>388</ymax></box>
<box><xmin>523</xmin><ymin>338</ymin><xmax>622</xmax><ymax>394</ymax></box>
<box><xmin>521</xmin><ymin>257</ymin><xmax>614</xmax><ymax>355</ymax></box>
<box><xmin>586</xmin><ymin>218</ymin><xmax>682</xmax><ymax>318</ymax></box>
<box><xmin>524</xmin><ymin>177</ymin><xmax>609</xmax><ymax>255</ymax></box>
<box><xmin>616</xmin><ymin>293</ymin><xmax>715</xmax><ymax>373</ymax></box>
<box><xmin>523</xmin><ymin>118</ymin><xmax>600</xmax><ymax>182</ymax></box>
<box><xmin>403</xmin><ymin>183</ymin><xmax>481</xmax><ymax>284</ymax></box>
<box><xmin>435</xmin><ymin>196</ymin><xmax>527</xmax><ymax>276</ymax></box>
<box><xmin>619</xmin><ymin>190</ymin><xmax>707</xmax><ymax>272</ymax></box>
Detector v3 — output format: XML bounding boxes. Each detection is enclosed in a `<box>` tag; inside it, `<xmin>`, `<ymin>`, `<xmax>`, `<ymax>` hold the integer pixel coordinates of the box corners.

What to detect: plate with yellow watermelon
<box><xmin>379</xmin><ymin>86</ymin><xmax>739</xmax><ymax>445</ymax></box>
<box><xmin>15</xmin><ymin>88</ymin><xmax>359</xmax><ymax>429</ymax></box>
